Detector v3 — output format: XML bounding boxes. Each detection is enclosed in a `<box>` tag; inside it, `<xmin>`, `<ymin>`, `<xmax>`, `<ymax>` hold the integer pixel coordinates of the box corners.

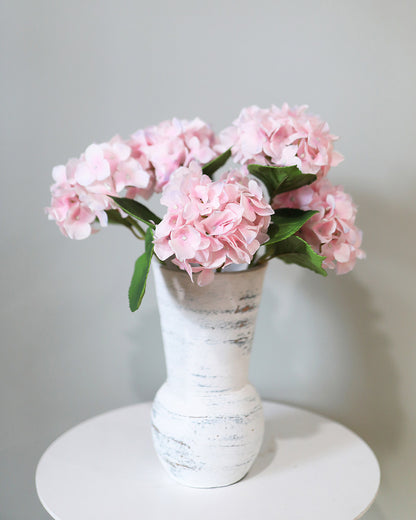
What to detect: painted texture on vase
<box><xmin>151</xmin><ymin>262</ymin><xmax>266</xmax><ymax>488</ymax></box>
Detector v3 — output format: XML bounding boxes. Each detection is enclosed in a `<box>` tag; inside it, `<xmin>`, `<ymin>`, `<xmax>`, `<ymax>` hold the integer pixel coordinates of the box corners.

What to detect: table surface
<box><xmin>36</xmin><ymin>401</ymin><xmax>380</xmax><ymax>520</ymax></box>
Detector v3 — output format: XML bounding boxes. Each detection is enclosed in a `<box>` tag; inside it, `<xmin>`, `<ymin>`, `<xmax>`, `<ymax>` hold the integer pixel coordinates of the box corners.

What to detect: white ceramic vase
<box><xmin>151</xmin><ymin>261</ymin><xmax>266</xmax><ymax>488</ymax></box>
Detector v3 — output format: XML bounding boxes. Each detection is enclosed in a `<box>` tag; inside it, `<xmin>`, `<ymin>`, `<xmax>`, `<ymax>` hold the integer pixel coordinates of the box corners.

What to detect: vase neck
<box><xmin>163</xmin><ymin>337</ymin><xmax>252</xmax><ymax>395</ymax></box>
<box><xmin>152</xmin><ymin>263</ymin><xmax>266</xmax><ymax>397</ymax></box>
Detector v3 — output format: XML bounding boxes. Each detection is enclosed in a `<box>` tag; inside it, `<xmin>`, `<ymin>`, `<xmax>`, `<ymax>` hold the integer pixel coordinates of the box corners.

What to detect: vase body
<box><xmin>151</xmin><ymin>262</ymin><xmax>266</xmax><ymax>488</ymax></box>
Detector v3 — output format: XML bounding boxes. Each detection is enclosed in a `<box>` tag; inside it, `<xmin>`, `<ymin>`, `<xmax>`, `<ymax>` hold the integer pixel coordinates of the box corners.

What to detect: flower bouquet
<box><xmin>47</xmin><ymin>104</ymin><xmax>364</xmax><ymax>309</ymax></box>
<box><xmin>46</xmin><ymin>104</ymin><xmax>365</xmax><ymax>487</ymax></box>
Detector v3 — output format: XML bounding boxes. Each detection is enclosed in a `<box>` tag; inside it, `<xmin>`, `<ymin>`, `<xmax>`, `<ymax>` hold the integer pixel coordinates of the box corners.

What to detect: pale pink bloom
<box><xmin>217</xmin><ymin>104</ymin><xmax>343</xmax><ymax>177</ymax></box>
<box><xmin>46</xmin><ymin>136</ymin><xmax>152</xmax><ymax>239</ymax></box>
<box><xmin>273</xmin><ymin>178</ymin><xmax>365</xmax><ymax>274</ymax></box>
<box><xmin>113</xmin><ymin>158</ymin><xmax>150</xmax><ymax>193</ymax></box>
<box><xmin>129</xmin><ymin>117</ymin><xmax>218</xmax><ymax>195</ymax></box>
<box><xmin>154</xmin><ymin>162</ymin><xmax>273</xmax><ymax>285</ymax></box>
<box><xmin>74</xmin><ymin>144</ymin><xmax>111</xmax><ymax>186</ymax></box>
<box><xmin>100</xmin><ymin>135</ymin><xmax>131</xmax><ymax>170</ymax></box>
<box><xmin>47</xmin><ymin>163</ymin><xmax>101</xmax><ymax>239</ymax></box>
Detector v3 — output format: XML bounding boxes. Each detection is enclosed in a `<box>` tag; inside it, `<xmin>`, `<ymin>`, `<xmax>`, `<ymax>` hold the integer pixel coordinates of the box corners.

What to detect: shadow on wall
<box><xmin>252</xmin><ymin>192</ymin><xmax>408</xmax><ymax>463</ymax></box>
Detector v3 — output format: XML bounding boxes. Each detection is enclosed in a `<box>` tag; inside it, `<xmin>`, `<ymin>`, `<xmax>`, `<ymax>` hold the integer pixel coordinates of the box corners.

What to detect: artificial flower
<box><xmin>46</xmin><ymin>136</ymin><xmax>150</xmax><ymax>239</ymax></box>
<box><xmin>273</xmin><ymin>178</ymin><xmax>365</xmax><ymax>273</ymax></box>
<box><xmin>153</xmin><ymin>162</ymin><xmax>273</xmax><ymax>285</ymax></box>
<box><xmin>129</xmin><ymin>117</ymin><xmax>218</xmax><ymax>194</ymax></box>
<box><xmin>218</xmin><ymin>104</ymin><xmax>343</xmax><ymax>177</ymax></box>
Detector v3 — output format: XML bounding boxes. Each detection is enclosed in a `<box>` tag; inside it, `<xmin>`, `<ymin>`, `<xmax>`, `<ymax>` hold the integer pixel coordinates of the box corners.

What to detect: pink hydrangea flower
<box><xmin>153</xmin><ymin>162</ymin><xmax>273</xmax><ymax>286</ymax></box>
<box><xmin>273</xmin><ymin>178</ymin><xmax>365</xmax><ymax>274</ymax></box>
<box><xmin>46</xmin><ymin>136</ymin><xmax>151</xmax><ymax>239</ymax></box>
<box><xmin>217</xmin><ymin>104</ymin><xmax>343</xmax><ymax>177</ymax></box>
<box><xmin>46</xmin><ymin>163</ymin><xmax>98</xmax><ymax>239</ymax></box>
<box><xmin>129</xmin><ymin>118</ymin><xmax>218</xmax><ymax>195</ymax></box>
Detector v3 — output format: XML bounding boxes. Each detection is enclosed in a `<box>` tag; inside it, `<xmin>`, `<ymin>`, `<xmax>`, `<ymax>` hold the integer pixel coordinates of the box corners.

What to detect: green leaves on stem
<box><xmin>202</xmin><ymin>149</ymin><xmax>232</xmax><ymax>179</ymax></box>
<box><xmin>109</xmin><ymin>196</ymin><xmax>161</xmax><ymax>229</ymax></box>
<box><xmin>262</xmin><ymin>235</ymin><xmax>327</xmax><ymax>276</ymax></box>
<box><xmin>105</xmin><ymin>209</ymin><xmax>130</xmax><ymax>226</ymax></box>
<box><xmin>108</xmin><ymin>197</ymin><xmax>161</xmax><ymax>312</ymax></box>
<box><xmin>258</xmin><ymin>207</ymin><xmax>326</xmax><ymax>275</ymax></box>
<box><xmin>247</xmin><ymin>164</ymin><xmax>316</xmax><ymax>201</ymax></box>
<box><xmin>104</xmin><ymin>210</ymin><xmax>146</xmax><ymax>239</ymax></box>
<box><xmin>265</xmin><ymin>208</ymin><xmax>318</xmax><ymax>245</ymax></box>
<box><xmin>128</xmin><ymin>227</ymin><xmax>155</xmax><ymax>312</ymax></box>
<box><xmin>246</xmin><ymin>165</ymin><xmax>326</xmax><ymax>276</ymax></box>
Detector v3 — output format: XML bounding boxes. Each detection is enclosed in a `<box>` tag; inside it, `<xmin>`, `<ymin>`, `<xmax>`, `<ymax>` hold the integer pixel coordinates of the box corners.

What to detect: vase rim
<box><xmin>153</xmin><ymin>260</ymin><xmax>267</xmax><ymax>277</ymax></box>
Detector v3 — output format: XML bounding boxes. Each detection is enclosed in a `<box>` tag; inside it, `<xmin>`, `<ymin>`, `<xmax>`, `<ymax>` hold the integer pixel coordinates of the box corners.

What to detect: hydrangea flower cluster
<box><xmin>217</xmin><ymin>104</ymin><xmax>344</xmax><ymax>177</ymax></box>
<box><xmin>273</xmin><ymin>179</ymin><xmax>365</xmax><ymax>274</ymax></box>
<box><xmin>153</xmin><ymin>162</ymin><xmax>273</xmax><ymax>286</ymax></box>
<box><xmin>129</xmin><ymin>117</ymin><xmax>218</xmax><ymax>194</ymax></box>
<box><xmin>46</xmin><ymin>136</ymin><xmax>150</xmax><ymax>240</ymax></box>
<box><xmin>47</xmin><ymin>118</ymin><xmax>218</xmax><ymax>240</ymax></box>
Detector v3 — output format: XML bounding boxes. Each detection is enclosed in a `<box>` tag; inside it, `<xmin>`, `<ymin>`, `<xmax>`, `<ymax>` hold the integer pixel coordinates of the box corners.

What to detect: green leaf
<box><xmin>266</xmin><ymin>235</ymin><xmax>327</xmax><ymax>276</ymax></box>
<box><xmin>247</xmin><ymin>164</ymin><xmax>289</xmax><ymax>199</ymax></box>
<box><xmin>105</xmin><ymin>209</ymin><xmax>128</xmax><ymax>226</ymax></box>
<box><xmin>247</xmin><ymin>164</ymin><xmax>316</xmax><ymax>200</ymax></box>
<box><xmin>128</xmin><ymin>227</ymin><xmax>154</xmax><ymax>312</ymax></box>
<box><xmin>265</xmin><ymin>208</ymin><xmax>318</xmax><ymax>245</ymax></box>
<box><xmin>279</xmin><ymin>172</ymin><xmax>317</xmax><ymax>194</ymax></box>
<box><xmin>109</xmin><ymin>197</ymin><xmax>161</xmax><ymax>228</ymax></box>
<box><xmin>202</xmin><ymin>149</ymin><xmax>232</xmax><ymax>178</ymax></box>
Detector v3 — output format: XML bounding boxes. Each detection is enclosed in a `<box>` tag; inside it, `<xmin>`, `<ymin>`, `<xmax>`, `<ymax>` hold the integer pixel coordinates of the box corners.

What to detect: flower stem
<box><xmin>126</xmin><ymin>217</ymin><xmax>146</xmax><ymax>239</ymax></box>
<box><xmin>128</xmin><ymin>226</ymin><xmax>143</xmax><ymax>240</ymax></box>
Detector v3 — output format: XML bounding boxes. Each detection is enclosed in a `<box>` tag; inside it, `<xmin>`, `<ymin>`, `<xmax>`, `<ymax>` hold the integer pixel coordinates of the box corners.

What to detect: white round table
<box><xmin>36</xmin><ymin>401</ymin><xmax>380</xmax><ymax>520</ymax></box>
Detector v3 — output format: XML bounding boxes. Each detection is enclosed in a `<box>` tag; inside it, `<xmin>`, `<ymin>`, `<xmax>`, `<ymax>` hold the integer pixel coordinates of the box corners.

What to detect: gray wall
<box><xmin>1</xmin><ymin>1</ymin><xmax>415</xmax><ymax>518</ymax></box>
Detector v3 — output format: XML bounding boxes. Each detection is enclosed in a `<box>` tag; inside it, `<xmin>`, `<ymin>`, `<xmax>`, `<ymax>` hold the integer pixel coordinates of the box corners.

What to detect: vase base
<box><xmin>151</xmin><ymin>384</ymin><xmax>264</xmax><ymax>489</ymax></box>
<box><xmin>164</xmin><ymin>468</ymin><xmax>250</xmax><ymax>489</ymax></box>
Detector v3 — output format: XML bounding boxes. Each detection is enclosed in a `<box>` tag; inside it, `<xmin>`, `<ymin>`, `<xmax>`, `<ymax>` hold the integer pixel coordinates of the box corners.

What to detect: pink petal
<box><xmin>74</xmin><ymin>163</ymin><xmax>95</xmax><ymax>186</ymax></box>
<box><xmin>85</xmin><ymin>144</ymin><xmax>104</xmax><ymax>163</ymax></box>
<box><xmin>52</xmin><ymin>165</ymin><xmax>67</xmax><ymax>183</ymax></box>
<box><xmin>334</xmin><ymin>243</ymin><xmax>351</xmax><ymax>263</ymax></box>
<box><xmin>331</xmin><ymin>151</ymin><xmax>344</xmax><ymax>167</ymax></box>
<box><xmin>197</xmin><ymin>269</ymin><xmax>215</xmax><ymax>286</ymax></box>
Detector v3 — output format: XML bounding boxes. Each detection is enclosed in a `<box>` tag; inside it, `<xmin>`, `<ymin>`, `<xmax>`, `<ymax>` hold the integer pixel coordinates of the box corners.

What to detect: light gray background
<box><xmin>1</xmin><ymin>1</ymin><xmax>415</xmax><ymax>518</ymax></box>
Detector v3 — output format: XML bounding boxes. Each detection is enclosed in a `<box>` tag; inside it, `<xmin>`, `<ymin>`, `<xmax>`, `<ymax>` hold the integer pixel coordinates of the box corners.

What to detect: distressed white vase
<box><xmin>151</xmin><ymin>261</ymin><xmax>266</xmax><ymax>488</ymax></box>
